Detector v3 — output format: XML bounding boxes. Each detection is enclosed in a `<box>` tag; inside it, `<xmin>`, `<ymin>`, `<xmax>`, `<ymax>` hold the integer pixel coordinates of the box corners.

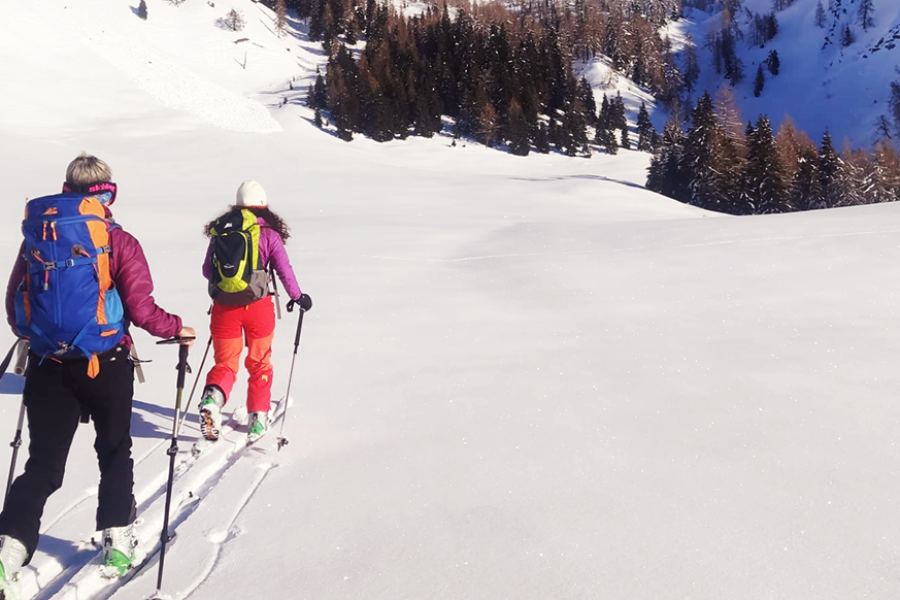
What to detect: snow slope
<box><xmin>675</xmin><ymin>0</ymin><xmax>900</xmax><ymax>147</ymax></box>
<box><xmin>1</xmin><ymin>1</ymin><xmax>900</xmax><ymax>600</ymax></box>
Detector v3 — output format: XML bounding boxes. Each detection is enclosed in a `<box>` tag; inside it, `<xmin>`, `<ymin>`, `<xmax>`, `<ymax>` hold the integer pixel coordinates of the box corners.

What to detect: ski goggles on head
<box><xmin>62</xmin><ymin>181</ymin><xmax>118</xmax><ymax>206</ymax></box>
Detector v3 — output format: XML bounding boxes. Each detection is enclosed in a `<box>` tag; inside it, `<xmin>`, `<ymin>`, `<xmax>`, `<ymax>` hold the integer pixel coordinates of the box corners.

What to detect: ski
<box><xmin>10</xmin><ymin>397</ymin><xmax>290</xmax><ymax>600</ymax></box>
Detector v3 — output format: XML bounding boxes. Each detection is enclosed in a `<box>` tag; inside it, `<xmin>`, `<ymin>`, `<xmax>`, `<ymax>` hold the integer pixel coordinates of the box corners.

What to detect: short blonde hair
<box><xmin>65</xmin><ymin>153</ymin><xmax>112</xmax><ymax>191</ymax></box>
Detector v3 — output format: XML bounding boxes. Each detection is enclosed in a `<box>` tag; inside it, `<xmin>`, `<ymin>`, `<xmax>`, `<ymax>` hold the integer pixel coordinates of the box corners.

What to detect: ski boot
<box><xmin>0</xmin><ymin>535</ymin><xmax>27</xmax><ymax>600</ymax></box>
<box><xmin>199</xmin><ymin>385</ymin><xmax>225</xmax><ymax>441</ymax></box>
<box><xmin>247</xmin><ymin>411</ymin><xmax>270</xmax><ymax>444</ymax></box>
<box><xmin>102</xmin><ymin>523</ymin><xmax>138</xmax><ymax>577</ymax></box>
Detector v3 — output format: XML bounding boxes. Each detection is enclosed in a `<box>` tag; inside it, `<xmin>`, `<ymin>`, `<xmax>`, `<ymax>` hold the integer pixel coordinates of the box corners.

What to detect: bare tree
<box><xmin>858</xmin><ymin>0</ymin><xmax>874</xmax><ymax>31</ymax></box>
<box><xmin>275</xmin><ymin>0</ymin><xmax>288</xmax><ymax>38</ymax></box>
<box><xmin>219</xmin><ymin>8</ymin><xmax>247</xmax><ymax>32</ymax></box>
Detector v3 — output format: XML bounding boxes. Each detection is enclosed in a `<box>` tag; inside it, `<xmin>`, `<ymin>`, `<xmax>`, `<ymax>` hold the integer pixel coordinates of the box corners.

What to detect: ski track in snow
<box><xmin>19</xmin><ymin>400</ymin><xmax>288</xmax><ymax>600</ymax></box>
<box><xmin>166</xmin><ymin>458</ymin><xmax>277</xmax><ymax>600</ymax></box>
<box><xmin>56</xmin><ymin>2</ymin><xmax>282</xmax><ymax>134</ymax></box>
<box><xmin>85</xmin><ymin>33</ymin><xmax>282</xmax><ymax>134</ymax></box>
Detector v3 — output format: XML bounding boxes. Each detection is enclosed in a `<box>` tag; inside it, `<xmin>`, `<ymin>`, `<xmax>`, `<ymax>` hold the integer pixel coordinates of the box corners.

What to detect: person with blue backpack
<box><xmin>199</xmin><ymin>180</ymin><xmax>311</xmax><ymax>444</ymax></box>
<box><xmin>0</xmin><ymin>153</ymin><xmax>195</xmax><ymax>594</ymax></box>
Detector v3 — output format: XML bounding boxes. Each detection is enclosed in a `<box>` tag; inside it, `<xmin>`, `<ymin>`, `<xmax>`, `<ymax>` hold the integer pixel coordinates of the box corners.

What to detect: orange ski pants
<box><xmin>205</xmin><ymin>296</ymin><xmax>276</xmax><ymax>413</ymax></box>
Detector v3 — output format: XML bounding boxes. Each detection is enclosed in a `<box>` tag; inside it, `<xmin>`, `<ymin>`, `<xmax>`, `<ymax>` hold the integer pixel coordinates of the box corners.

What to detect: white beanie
<box><xmin>236</xmin><ymin>180</ymin><xmax>267</xmax><ymax>207</ymax></box>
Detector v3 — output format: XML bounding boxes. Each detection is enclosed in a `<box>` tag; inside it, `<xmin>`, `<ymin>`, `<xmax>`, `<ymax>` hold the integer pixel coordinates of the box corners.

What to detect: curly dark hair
<box><xmin>204</xmin><ymin>206</ymin><xmax>291</xmax><ymax>242</ymax></box>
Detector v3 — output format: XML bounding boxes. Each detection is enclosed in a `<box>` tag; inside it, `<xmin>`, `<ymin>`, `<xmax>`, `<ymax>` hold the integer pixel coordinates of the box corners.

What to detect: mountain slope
<box><xmin>679</xmin><ymin>0</ymin><xmax>900</xmax><ymax>147</ymax></box>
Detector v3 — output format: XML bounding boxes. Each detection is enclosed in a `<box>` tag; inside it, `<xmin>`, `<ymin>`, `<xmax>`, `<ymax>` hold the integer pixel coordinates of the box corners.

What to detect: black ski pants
<box><xmin>0</xmin><ymin>346</ymin><xmax>136</xmax><ymax>562</ymax></box>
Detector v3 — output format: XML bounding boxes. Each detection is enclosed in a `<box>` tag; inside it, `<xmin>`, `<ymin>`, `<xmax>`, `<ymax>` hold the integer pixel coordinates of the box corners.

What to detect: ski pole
<box><xmin>175</xmin><ymin>335</ymin><xmax>213</xmax><ymax>437</ymax></box>
<box><xmin>4</xmin><ymin>340</ymin><xmax>28</xmax><ymax>510</ymax></box>
<box><xmin>4</xmin><ymin>401</ymin><xmax>25</xmax><ymax>510</ymax></box>
<box><xmin>277</xmin><ymin>308</ymin><xmax>305</xmax><ymax>451</ymax></box>
<box><xmin>154</xmin><ymin>336</ymin><xmax>193</xmax><ymax>597</ymax></box>
<box><xmin>0</xmin><ymin>340</ymin><xmax>18</xmax><ymax>379</ymax></box>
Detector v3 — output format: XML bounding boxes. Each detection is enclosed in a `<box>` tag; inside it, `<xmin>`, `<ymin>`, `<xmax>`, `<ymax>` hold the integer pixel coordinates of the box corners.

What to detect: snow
<box><xmin>1</xmin><ymin>1</ymin><xmax>900</xmax><ymax>600</ymax></box>
<box><xmin>674</xmin><ymin>0</ymin><xmax>900</xmax><ymax>147</ymax></box>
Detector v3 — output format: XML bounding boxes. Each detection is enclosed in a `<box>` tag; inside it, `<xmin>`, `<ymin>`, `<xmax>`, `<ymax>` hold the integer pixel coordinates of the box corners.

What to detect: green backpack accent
<box><xmin>208</xmin><ymin>209</ymin><xmax>268</xmax><ymax>305</ymax></box>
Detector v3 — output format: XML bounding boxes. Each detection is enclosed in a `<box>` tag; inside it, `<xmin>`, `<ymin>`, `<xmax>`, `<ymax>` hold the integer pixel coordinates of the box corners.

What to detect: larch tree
<box><xmin>858</xmin><ymin>0</ymin><xmax>874</xmax><ymax>32</ymax></box>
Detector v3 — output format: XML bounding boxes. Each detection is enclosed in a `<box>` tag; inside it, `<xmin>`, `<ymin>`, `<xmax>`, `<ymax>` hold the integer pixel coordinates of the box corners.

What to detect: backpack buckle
<box><xmin>42</xmin><ymin>262</ymin><xmax>56</xmax><ymax>271</ymax></box>
<box><xmin>65</xmin><ymin>258</ymin><xmax>75</xmax><ymax>268</ymax></box>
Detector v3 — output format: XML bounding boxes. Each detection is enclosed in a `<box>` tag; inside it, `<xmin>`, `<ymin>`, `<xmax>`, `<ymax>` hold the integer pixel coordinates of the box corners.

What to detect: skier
<box><xmin>199</xmin><ymin>180</ymin><xmax>311</xmax><ymax>443</ymax></box>
<box><xmin>0</xmin><ymin>153</ymin><xmax>195</xmax><ymax>594</ymax></box>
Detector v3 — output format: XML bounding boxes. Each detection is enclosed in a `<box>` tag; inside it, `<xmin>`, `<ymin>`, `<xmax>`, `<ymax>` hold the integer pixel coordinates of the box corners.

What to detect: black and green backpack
<box><xmin>208</xmin><ymin>209</ymin><xmax>268</xmax><ymax>305</ymax></box>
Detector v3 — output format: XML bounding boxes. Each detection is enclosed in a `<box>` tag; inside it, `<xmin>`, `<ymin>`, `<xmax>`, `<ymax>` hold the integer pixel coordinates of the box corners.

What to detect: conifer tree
<box><xmin>793</xmin><ymin>144</ymin><xmax>821</xmax><ymax>211</ymax></box>
<box><xmin>753</xmin><ymin>64</ymin><xmax>765</xmax><ymax>97</ymax></box>
<box><xmin>683</xmin><ymin>37</ymin><xmax>700</xmax><ymax>97</ymax></box>
<box><xmin>595</xmin><ymin>95</ymin><xmax>618</xmax><ymax>155</ymax></box>
<box><xmin>313</xmin><ymin>69</ymin><xmax>327</xmax><ymax>109</ymax></box>
<box><xmin>548</xmin><ymin>117</ymin><xmax>562</xmax><ymax>151</ymax></box>
<box><xmin>767</xmin><ymin>50</ymin><xmax>780</xmax><ymax>76</ymax></box>
<box><xmin>562</xmin><ymin>100</ymin><xmax>589</xmax><ymax>157</ymax></box>
<box><xmin>345</xmin><ymin>14</ymin><xmax>359</xmax><ymax>45</ymax></box>
<box><xmin>816</xmin><ymin>130</ymin><xmax>842</xmax><ymax>208</ymax></box>
<box><xmin>138</xmin><ymin>0</ymin><xmax>148</xmax><ymax>20</ymax></box>
<box><xmin>746</xmin><ymin>116</ymin><xmax>790</xmax><ymax>213</ymax></box>
<box><xmin>577</xmin><ymin>78</ymin><xmax>597</xmax><ymax>127</ymax></box>
<box><xmin>309</xmin><ymin>0</ymin><xmax>325</xmax><ymax>41</ymax></box>
<box><xmin>507</xmin><ymin>99</ymin><xmax>531</xmax><ymax>156</ymax></box>
<box><xmin>684</xmin><ymin>93</ymin><xmax>731</xmax><ymax>212</ymax></box>
<box><xmin>647</xmin><ymin>118</ymin><xmax>689</xmax><ymax>203</ymax></box>
<box><xmin>534</xmin><ymin>122</ymin><xmax>551</xmax><ymax>154</ymax></box>
<box><xmin>841</xmin><ymin>24</ymin><xmax>854</xmax><ymax>48</ymax></box>
<box><xmin>720</xmin><ymin>29</ymin><xmax>744</xmax><ymax>86</ymax></box>
<box><xmin>611</xmin><ymin>93</ymin><xmax>628</xmax><ymax>132</ymax></box>
<box><xmin>836</xmin><ymin>146</ymin><xmax>874</xmax><ymax>207</ymax></box>
<box><xmin>815</xmin><ymin>1</ymin><xmax>826</xmax><ymax>28</ymax></box>
<box><xmin>890</xmin><ymin>81</ymin><xmax>900</xmax><ymax>137</ymax></box>
<box><xmin>874</xmin><ymin>142</ymin><xmax>900</xmax><ymax>202</ymax></box>
<box><xmin>636</xmin><ymin>102</ymin><xmax>655</xmax><ymax>152</ymax></box>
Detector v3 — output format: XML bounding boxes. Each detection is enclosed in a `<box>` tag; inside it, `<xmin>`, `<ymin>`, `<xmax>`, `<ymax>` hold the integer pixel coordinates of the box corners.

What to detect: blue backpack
<box><xmin>14</xmin><ymin>192</ymin><xmax>125</xmax><ymax>375</ymax></box>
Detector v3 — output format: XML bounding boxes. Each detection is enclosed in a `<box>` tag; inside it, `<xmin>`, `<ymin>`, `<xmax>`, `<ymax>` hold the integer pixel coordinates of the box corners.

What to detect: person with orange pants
<box><xmin>199</xmin><ymin>180</ymin><xmax>311</xmax><ymax>442</ymax></box>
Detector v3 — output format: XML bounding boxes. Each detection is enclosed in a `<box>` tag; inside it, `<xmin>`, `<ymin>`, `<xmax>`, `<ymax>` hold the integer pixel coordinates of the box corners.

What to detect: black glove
<box><xmin>287</xmin><ymin>293</ymin><xmax>312</xmax><ymax>313</ymax></box>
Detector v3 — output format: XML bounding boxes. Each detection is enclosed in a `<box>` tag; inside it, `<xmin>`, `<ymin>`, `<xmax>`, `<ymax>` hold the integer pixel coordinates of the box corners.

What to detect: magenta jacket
<box><xmin>6</xmin><ymin>226</ymin><xmax>183</xmax><ymax>347</ymax></box>
<box><xmin>201</xmin><ymin>218</ymin><xmax>302</xmax><ymax>300</ymax></box>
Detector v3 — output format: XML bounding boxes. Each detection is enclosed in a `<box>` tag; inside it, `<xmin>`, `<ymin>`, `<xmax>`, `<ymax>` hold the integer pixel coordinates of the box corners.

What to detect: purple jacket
<box><xmin>6</xmin><ymin>225</ymin><xmax>183</xmax><ymax>346</ymax></box>
<box><xmin>202</xmin><ymin>218</ymin><xmax>302</xmax><ymax>300</ymax></box>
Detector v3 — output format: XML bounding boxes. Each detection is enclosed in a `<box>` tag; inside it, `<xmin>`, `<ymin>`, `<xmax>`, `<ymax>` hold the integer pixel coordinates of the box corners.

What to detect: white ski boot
<box><xmin>101</xmin><ymin>523</ymin><xmax>138</xmax><ymax>577</ymax></box>
<box><xmin>0</xmin><ymin>535</ymin><xmax>27</xmax><ymax>600</ymax></box>
<box><xmin>199</xmin><ymin>385</ymin><xmax>225</xmax><ymax>441</ymax></box>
